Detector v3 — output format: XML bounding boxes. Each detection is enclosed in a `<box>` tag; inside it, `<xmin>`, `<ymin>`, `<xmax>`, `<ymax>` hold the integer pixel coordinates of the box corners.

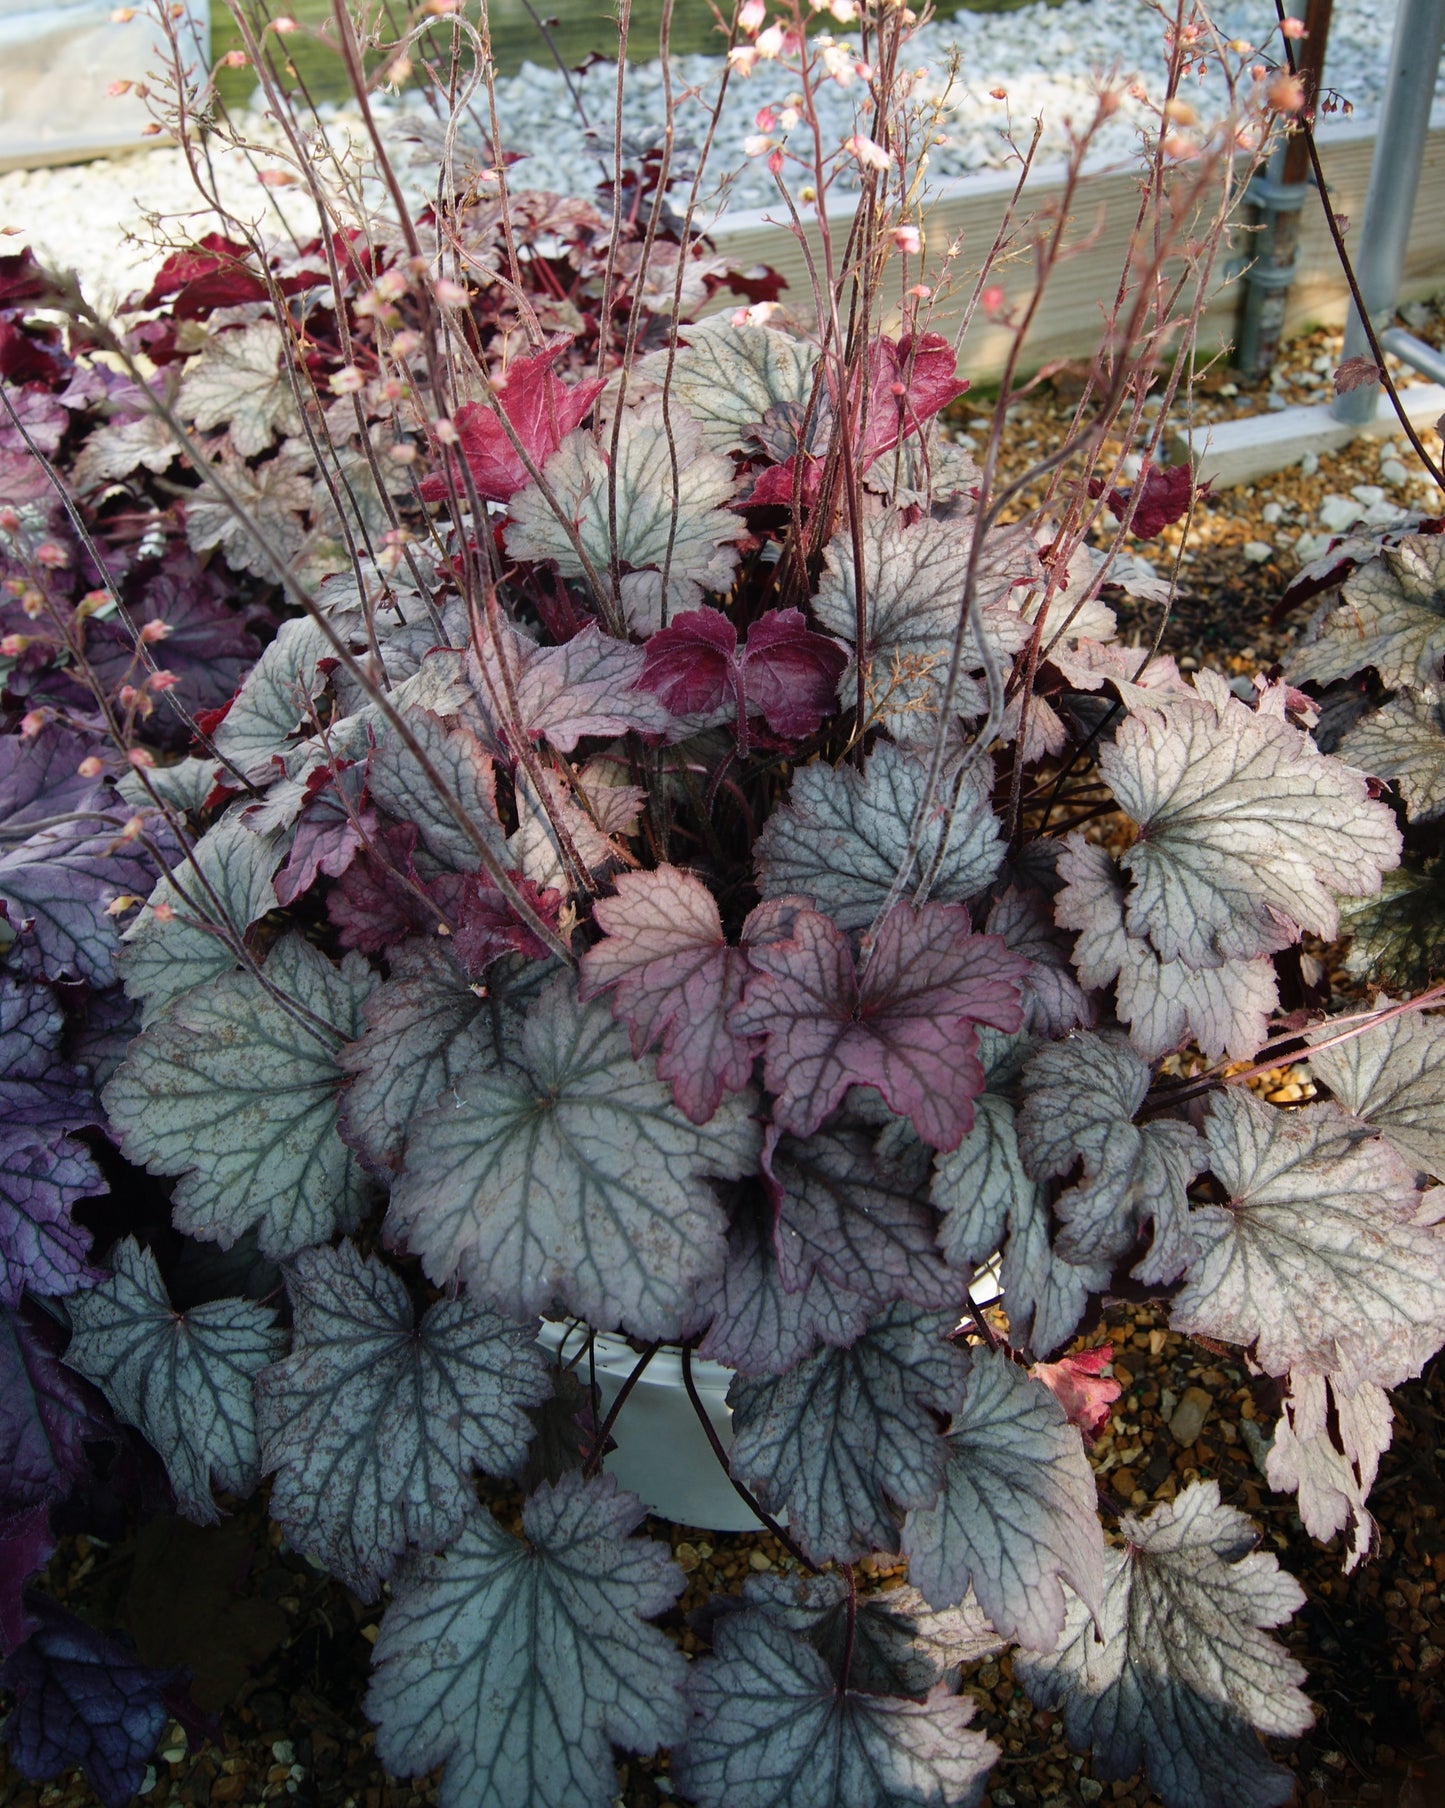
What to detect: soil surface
<box><xmin>3</xmin><ymin>310</ymin><xmax>1444</xmax><ymax>1808</ymax></box>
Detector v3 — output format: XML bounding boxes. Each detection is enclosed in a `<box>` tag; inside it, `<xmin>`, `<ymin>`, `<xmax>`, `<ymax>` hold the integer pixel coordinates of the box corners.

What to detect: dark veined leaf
<box><xmin>1055</xmin><ymin>836</ymin><xmax>1277</xmax><ymax>1062</ymax></box>
<box><xmin>0</xmin><ymin>1598</ymin><xmax>176</xmax><ymax>1808</ymax></box>
<box><xmin>256</xmin><ymin>1241</ymin><xmax>549</xmax><ymax>1599</ymax></box>
<box><xmin>673</xmin><ymin>1609</ymin><xmax>998</xmax><ymax>1808</ymax></box>
<box><xmin>983</xmin><ymin>886</ymin><xmax>1094</xmax><ymax>1039</ymax></box>
<box><xmin>731</xmin><ymin>903</ymin><xmax>1026</xmax><ymax>1150</ymax></box>
<box><xmin>0</xmin><ymin>974</ymin><xmax>105</xmax><ymax>1304</ymax></box>
<box><xmin>736</xmin><ymin>1569</ymin><xmax>1003</xmax><ymax>1695</ymax></box>
<box><xmin>1097</xmin><ymin>671</ymin><xmax>1401</xmax><ymax>967</ymax></box>
<box><xmin>691</xmin><ymin>1183</ymin><xmax>874</xmax><ymax>1378</ymax></box>
<box><xmin>1308</xmin><ymin>1007</ymin><xmax>1445</xmax><ymax>1179</ymax></box>
<box><xmin>0</xmin><ymin>727</ymin><xmax>161</xmax><ymax>987</ymax></box>
<box><xmin>636</xmin><ymin>318</ymin><xmax>817</xmax><ymax>454</ymax></box>
<box><xmin>930</xmin><ymin>1091</ymin><xmax>1108</xmax><ymax>1359</ymax></box>
<box><xmin>0</xmin><ymin>1300</ymin><xmax>112</xmax><ymax>1510</ymax></box>
<box><xmin>366</xmin><ymin>706</ymin><xmax>507</xmax><ymax>876</ymax></box>
<box><xmin>366</xmin><ymin>1473</ymin><xmax>687</xmax><ymax>1808</ymax></box>
<box><xmin>753</xmin><ymin>742</ymin><xmax>1003</xmax><ymax>936</ymax></box>
<box><xmin>902</xmin><ymin>1345</ymin><xmax>1104</xmax><ymax>1652</ymax></box>
<box><xmin>1265</xmin><ymin>1370</ymin><xmax>1391</xmax><ymax>1574</ymax></box>
<box><xmin>210</xmin><ymin>615</ymin><xmax>333</xmax><ymax>782</ymax></box>
<box><xmin>419</xmin><ymin>339</ymin><xmax>605</xmax><ymax>504</ymax></box>
<box><xmin>1339</xmin><ymin>690</ymin><xmax>1445</xmax><ymax>822</ymax></box>
<box><xmin>580</xmin><ymin>865</ymin><xmax>760</xmax><ymax>1125</ymax></box>
<box><xmin>103</xmin><ymin>933</ymin><xmax>379</xmax><ymax>1258</ymax></box>
<box><xmin>183</xmin><ymin>444</ymin><xmax>314</xmax><ymax>578</ymax></box>
<box><xmin>1016</xmin><ymin>1034</ymin><xmax>1205</xmax><ymax>1285</ymax></box>
<box><xmin>638</xmin><ymin>607</ymin><xmax>847</xmax><ymax>746</ymax></box>
<box><xmin>1333</xmin><ymin>355</ymin><xmax>1385</xmax><ymax>394</ymax></box>
<box><xmin>504</xmin><ymin>407</ymin><xmax>745</xmax><ymax>632</ymax></box>
<box><xmin>63</xmin><ymin>1238</ymin><xmax>284</xmax><ymax>1523</ymax></box>
<box><xmin>1338</xmin><ymin>855</ymin><xmax>1445</xmax><ymax>991</ymax></box>
<box><xmin>1015</xmin><ymin>1481</ymin><xmax>1312</xmax><ymax>1808</ymax></box>
<box><xmin>810</xmin><ymin>512</ymin><xmax>1035</xmax><ymax>740</ymax></box>
<box><xmin>764</xmin><ymin>1119</ymin><xmax>956</xmax><ymax>1311</ymax></box>
<box><xmin>1170</xmin><ymin>1090</ymin><xmax>1445</xmax><ymax>1388</ymax></box>
<box><xmin>726</xmin><ymin>1305</ymin><xmax>967</xmax><ymax>1563</ymax></box>
<box><xmin>468</xmin><ymin>619</ymin><xmax>673</xmax><ymax>755</ymax></box>
<box><xmin>175</xmin><ymin>321</ymin><xmax>301</xmax><ymax>458</ymax></box>
<box><xmin>385</xmin><ymin>975</ymin><xmax>760</xmax><ymax>1339</ymax></box>
<box><xmin>1286</xmin><ymin>533</ymin><xmax>1445</xmax><ymax>690</ymax></box>
<box><xmin>337</xmin><ymin>938</ymin><xmax>494</xmax><ymax>1171</ymax></box>
<box><xmin>120</xmin><ymin>811</ymin><xmax>284</xmax><ymax>1023</ymax></box>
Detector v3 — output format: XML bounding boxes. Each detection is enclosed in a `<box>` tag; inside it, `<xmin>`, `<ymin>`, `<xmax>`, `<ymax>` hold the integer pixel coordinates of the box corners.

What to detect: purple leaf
<box><xmin>730</xmin><ymin>903</ymin><xmax>1027</xmax><ymax>1149</ymax></box>
<box><xmin>0</xmin><ymin>1505</ymin><xmax>54</xmax><ymax>1655</ymax></box>
<box><xmin>273</xmin><ymin>766</ymin><xmax>374</xmax><ymax>907</ymax></box>
<box><xmin>470</xmin><ymin>621</ymin><xmax>674</xmax><ymax>754</ymax></box>
<box><xmin>0</xmin><ymin>728</ymin><xmax>162</xmax><ymax>986</ymax></box>
<box><xmin>0</xmin><ymin>975</ymin><xmax>105</xmax><ymax>1304</ymax></box>
<box><xmin>0</xmin><ymin>1301</ymin><xmax>113</xmax><ymax>1512</ymax></box>
<box><xmin>579</xmin><ymin>864</ymin><xmax>759</xmax><ymax>1125</ymax></box>
<box><xmin>1</xmin><ymin>1597</ymin><xmax>177</xmax><ymax>1808</ymax></box>
<box><xmin>638</xmin><ymin>607</ymin><xmax>846</xmax><ymax>746</ymax></box>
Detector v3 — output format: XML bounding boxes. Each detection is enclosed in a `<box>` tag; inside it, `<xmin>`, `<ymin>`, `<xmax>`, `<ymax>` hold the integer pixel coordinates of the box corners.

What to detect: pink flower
<box><xmin>893</xmin><ymin>223</ymin><xmax>922</xmax><ymax>255</ymax></box>
<box><xmin>845</xmin><ymin>133</ymin><xmax>890</xmax><ymax>172</ymax></box>
<box><xmin>739</xmin><ymin>0</ymin><xmax>767</xmax><ymax>32</ymax></box>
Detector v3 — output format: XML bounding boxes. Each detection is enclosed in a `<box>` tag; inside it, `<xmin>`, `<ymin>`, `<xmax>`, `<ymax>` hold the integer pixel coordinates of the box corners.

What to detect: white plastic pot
<box><xmin>0</xmin><ymin>0</ymin><xmax>209</xmax><ymax>170</ymax></box>
<box><xmin>537</xmin><ymin>1262</ymin><xmax>1003</xmax><ymax>1534</ymax></box>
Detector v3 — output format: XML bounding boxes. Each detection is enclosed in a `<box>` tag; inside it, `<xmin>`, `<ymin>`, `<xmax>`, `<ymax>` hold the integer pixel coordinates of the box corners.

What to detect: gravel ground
<box><xmin>1</xmin><ymin>304</ymin><xmax>1442</xmax><ymax>1808</ymax></box>
<box><xmin>1</xmin><ymin>0</ymin><xmax>1441</xmax><ymax>308</ymax></box>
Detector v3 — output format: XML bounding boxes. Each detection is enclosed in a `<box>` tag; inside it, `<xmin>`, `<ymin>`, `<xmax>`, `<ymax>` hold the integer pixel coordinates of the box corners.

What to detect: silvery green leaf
<box><xmin>1015</xmin><ymin>1481</ymin><xmax>1311</xmax><ymax>1808</ymax></box>
<box><xmin>738</xmin><ymin>1570</ymin><xmax>1003</xmax><ymax>1696</ymax></box>
<box><xmin>469</xmin><ymin>620</ymin><xmax>673</xmax><ymax>755</ymax></box>
<box><xmin>1055</xmin><ymin>837</ymin><xmax>1277</xmax><ymax>1061</ymax></box>
<box><xmin>176</xmin><ymin>322</ymin><xmax>302</xmax><ymax>458</ymax></box>
<box><xmin>692</xmin><ymin>1185</ymin><xmax>873</xmax><ymax>1378</ymax></box>
<box><xmin>1264</xmin><ymin>1371</ymin><xmax>1391</xmax><ymax>1574</ymax></box>
<box><xmin>367</xmin><ymin>706</ymin><xmax>506</xmax><ymax>876</ymax></box>
<box><xmin>185</xmin><ymin>446</ymin><xmax>315</xmax><ymax>578</ymax></box>
<box><xmin>673</xmin><ymin>1611</ymin><xmax>997</xmax><ymax>1808</ymax></box>
<box><xmin>754</xmin><ymin>743</ymin><xmax>1002</xmax><ymax>936</ymax></box>
<box><xmin>902</xmin><ymin>1346</ymin><xmax>1104</xmax><ymax>1652</ymax></box>
<box><xmin>117</xmin><ymin>756</ymin><xmax>218</xmax><ymax>815</ymax></box>
<box><xmin>1339</xmin><ymin>691</ymin><xmax>1445</xmax><ymax>821</ymax></box>
<box><xmin>337</xmin><ymin>939</ymin><xmax>495</xmax><ymax>1172</ymax></box>
<box><xmin>255</xmin><ymin>1241</ymin><xmax>550</xmax><ymax>1599</ymax></box>
<box><xmin>726</xmin><ymin>1305</ymin><xmax>967</xmax><ymax>1563</ymax></box>
<box><xmin>1017</xmin><ymin>1034</ymin><xmax>1204</xmax><ymax>1285</ymax></box>
<box><xmin>366</xmin><ymin>1473</ymin><xmax>687</xmax><ymax>1808</ymax></box>
<box><xmin>1286</xmin><ymin>533</ymin><xmax>1445</xmax><ymax>690</ymax></box>
<box><xmin>766</xmin><ymin>1120</ymin><xmax>956</xmax><ymax>1311</ymax></box>
<box><xmin>70</xmin><ymin>412</ymin><xmax>180</xmax><ymax>490</ymax></box>
<box><xmin>385</xmin><ymin>975</ymin><xmax>759</xmax><ymax>1339</ymax></box>
<box><xmin>1170</xmin><ymin>1091</ymin><xmax>1444</xmax><ymax>1387</ymax></box>
<box><xmin>211</xmin><ymin>616</ymin><xmax>334</xmax><ymax>783</ymax></box>
<box><xmin>811</xmin><ymin>512</ymin><xmax>1034</xmax><ymax>739</ymax></box>
<box><xmin>504</xmin><ymin>408</ymin><xmax>744</xmax><ymax>633</ymax></box>
<box><xmin>1099</xmin><ymin>670</ymin><xmax>1401</xmax><ymax>967</ymax></box>
<box><xmin>103</xmin><ymin>933</ymin><xmax>378</xmax><ymax>1258</ymax></box>
<box><xmin>1338</xmin><ymin>856</ymin><xmax>1445</xmax><ymax>993</ymax></box>
<box><xmin>63</xmin><ymin>1237</ymin><xmax>283</xmax><ymax>1523</ymax></box>
<box><xmin>983</xmin><ymin>886</ymin><xmax>1094</xmax><ymax>1038</ymax></box>
<box><xmin>638</xmin><ymin>320</ymin><xmax>817</xmax><ymax>454</ymax></box>
<box><xmin>1308</xmin><ymin>1006</ymin><xmax>1445</xmax><ymax>1179</ymax></box>
<box><xmin>930</xmin><ymin>1093</ymin><xmax>1105</xmax><ymax>1359</ymax></box>
<box><xmin>121</xmin><ymin>812</ymin><xmax>284</xmax><ymax>1023</ymax></box>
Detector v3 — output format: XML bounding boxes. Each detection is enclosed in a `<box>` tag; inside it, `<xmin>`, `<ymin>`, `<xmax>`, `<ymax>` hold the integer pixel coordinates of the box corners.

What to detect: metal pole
<box><xmin>1331</xmin><ymin>0</ymin><xmax>1445</xmax><ymax>425</ymax></box>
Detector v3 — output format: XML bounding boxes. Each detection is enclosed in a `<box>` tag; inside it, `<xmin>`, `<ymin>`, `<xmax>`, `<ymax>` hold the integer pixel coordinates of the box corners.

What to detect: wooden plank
<box><xmin>706</xmin><ymin>120</ymin><xmax>1445</xmax><ymax>382</ymax></box>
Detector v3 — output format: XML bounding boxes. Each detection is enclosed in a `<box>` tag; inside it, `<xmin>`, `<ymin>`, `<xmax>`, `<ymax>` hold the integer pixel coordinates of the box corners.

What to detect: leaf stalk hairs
<box><xmin>0</xmin><ymin>3</ymin><xmax>1440</xmax><ymax>1807</ymax></box>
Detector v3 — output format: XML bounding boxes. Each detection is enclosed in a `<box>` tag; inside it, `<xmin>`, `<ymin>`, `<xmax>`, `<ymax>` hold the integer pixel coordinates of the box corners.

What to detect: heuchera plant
<box><xmin>1</xmin><ymin>2</ymin><xmax>1443</xmax><ymax>1805</ymax></box>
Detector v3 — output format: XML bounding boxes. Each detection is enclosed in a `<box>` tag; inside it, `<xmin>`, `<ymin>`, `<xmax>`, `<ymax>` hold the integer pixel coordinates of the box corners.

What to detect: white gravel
<box><xmin>1</xmin><ymin>0</ymin><xmax>1439</xmax><ymax>311</ymax></box>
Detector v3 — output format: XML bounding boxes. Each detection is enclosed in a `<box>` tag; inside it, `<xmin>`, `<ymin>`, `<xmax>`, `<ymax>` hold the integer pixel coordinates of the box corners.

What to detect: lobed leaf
<box><xmin>1308</xmin><ymin>1006</ymin><xmax>1445</xmax><ymax>1180</ymax></box>
<box><xmin>0</xmin><ymin>1300</ymin><xmax>112</xmax><ymax>1511</ymax></box>
<box><xmin>256</xmin><ymin>1241</ymin><xmax>550</xmax><ymax>1598</ymax></box>
<box><xmin>366</xmin><ymin>1473</ymin><xmax>687</xmax><ymax>1808</ymax></box>
<box><xmin>63</xmin><ymin>1238</ymin><xmax>283</xmax><ymax>1523</ymax></box>
<box><xmin>176</xmin><ymin>321</ymin><xmax>302</xmax><ymax>458</ymax></box>
<box><xmin>1286</xmin><ymin>533</ymin><xmax>1445</xmax><ymax>690</ymax></box>
<box><xmin>1264</xmin><ymin>1370</ymin><xmax>1391</xmax><ymax>1574</ymax></box>
<box><xmin>638</xmin><ymin>319</ymin><xmax>817</xmax><ymax>454</ymax></box>
<box><xmin>1339</xmin><ymin>690</ymin><xmax>1445</xmax><ymax>821</ymax></box>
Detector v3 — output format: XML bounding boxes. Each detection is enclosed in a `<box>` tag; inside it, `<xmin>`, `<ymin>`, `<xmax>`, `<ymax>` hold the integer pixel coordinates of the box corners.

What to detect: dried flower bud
<box><xmin>110</xmin><ymin>8</ymin><xmax>135</xmax><ymax>19</ymax></box>
<box><xmin>989</xmin><ymin>86</ymin><xmax>1007</xmax><ymax>100</ymax></box>
<box><xmin>258</xmin><ymin>168</ymin><xmax>299</xmax><ymax>187</ymax></box>
<box><xmin>124</xmin><ymin>750</ymin><xmax>154</xmax><ymax>771</ymax></box>
<box><xmin>1163</xmin><ymin>98</ymin><xmax>1197</xmax><ymax>125</ymax></box>
<box><xmin>108</xmin><ymin>79</ymin><xmax>132</xmax><ymax>96</ymax></box>
<box><xmin>1266</xmin><ymin>71</ymin><xmax>1306</xmax><ymax>112</ymax></box>
<box><xmin>106</xmin><ymin>895</ymin><xmax>141</xmax><ymax>916</ymax></box>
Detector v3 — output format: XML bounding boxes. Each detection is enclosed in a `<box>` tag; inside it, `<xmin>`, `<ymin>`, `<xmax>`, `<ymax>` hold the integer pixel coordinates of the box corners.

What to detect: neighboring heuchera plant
<box><xmin>1</xmin><ymin>2</ymin><xmax>1442</xmax><ymax>1806</ymax></box>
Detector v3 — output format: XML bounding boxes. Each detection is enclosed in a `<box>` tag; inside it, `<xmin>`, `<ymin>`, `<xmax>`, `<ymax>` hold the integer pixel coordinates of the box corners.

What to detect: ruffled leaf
<box><xmin>176</xmin><ymin>321</ymin><xmax>302</xmax><ymax>458</ymax></box>
<box><xmin>639</xmin><ymin>607</ymin><xmax>846</xmax><ymax>745</ymax></box>
<box><xmin>1286</xmin><ymin>533</ymin><xmax>1445</xmax><ymax>690</ymax></box>
<box><xmin>1308</xmin><ymin>1006</ymin><xmax>1445</xmax><ymax>1180</ymax></box>
<box><xmin>1340</xmin><ymin>690</ymin><xmax>1445</xmax><ymax>821</ymax></box>
<box><xmin>1265</xmin><ymin>1370</ymin><xmax>1390</xmax><ymax>1574</ymax></box>
<box><xmin>639</xmin><ymin>319</ymin><xmax>817</xmax><ymax>454</ymax></box>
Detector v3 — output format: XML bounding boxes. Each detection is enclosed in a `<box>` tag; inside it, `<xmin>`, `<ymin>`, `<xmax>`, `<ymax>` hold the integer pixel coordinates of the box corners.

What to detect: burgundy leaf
<box><xmin>578</xmin><ymin>864</ymin><xmax>760</xmax><ymax>1124</ymax></box>
<box><xmin>274</xmin><ymin>767</ymin><xmax>374</xmax><ymax>908</ymax></box>
<box><xmin>1092</xmin><ymin>462</ymin><xmax>1201</xmax><ymax>539</ymax></box>
<box><xmin>0</xmin><ymin>1505</ymin><xmax>53</xmax><ymax>1655</ymax></box>
<box><xmin>425</xmin><ymin>869</ymin><xmax>561</xmax><ymax>978</ymax></box>
<box><xmin>0</xmin><ymin>320</ymin><xmax>64</xmax><ymax>388</ymax></box>
<box><xmin>730</xmin><ymin>903</ymin><xmax>1027</xmax><ymax>1149</ymax></box>
<box><xmin>861</xmin><ymin>331</ymin><xmax>970</xmax><ymax>466</ymax></box>
<box><xmin>639</xmin><ymin>608</ymin><xmax>846</xmax><ymax>747</ymax></box>
<box><xmin>1031</xmin><ymin>1345</ymin><xmax>1121</xmax><ymax>1440</ymax></box>
<box><xmin>1333</xmin><ymin>357</ymin><xmax>1385</xmax><ymax>396</ymax></box>
<box><xmin>326</xmin><ymin>822</ymin><xmax>430</xmax><ymax>955</ymax></box>
<box><xmin>0</xmin><ymin>247</ymin><xmax>53</xmax><ymax>308</ymax></box>
<box><xmin>420</xmin><ymin>340</ymin><xmax>605</xmax><ymax>504</ymax></box>
<box><xmin>134</xmin><ymin>233</ymin><xmax>268</xmax><ymax>317</ymax></box>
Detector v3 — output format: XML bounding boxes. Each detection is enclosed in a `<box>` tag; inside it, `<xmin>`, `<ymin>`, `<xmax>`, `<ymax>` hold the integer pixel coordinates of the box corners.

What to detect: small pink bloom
<box><xmin>434</xmin><ymin>277</ymin><xmax>470</xmax><ymax>307</ymax></box>
<box><xmin>893</xmin><ymin>223</ymin><xmax>922</xmax><ymax>255</ymax></box>
<box><xmin>78</xmin><ymin>756</ymin><xmax>105</xmax><ymax>778</ymax></box>
<box><xmin>845</xmin><ymin>133</ymin><xmax>890</xmax><ymax>172</ymax></box>
<box><xmin>147</xmin><ymin>669</ymin><xmax>180</xmax><ymax>692</ymax></box>
<box><xmin>0</xmin><ymin>634</ymin><xmax>28</xmax><ymax>657</ymax></box>
<box><xmin>981</xmin><ymin>283</ymin><xmax>1006</xmax><ymax>316</ymax></box>
<box><xmin>19</xmin><ymin>711</ymin><xmax>45</xmax><ymax>738</ymax></box>
<box><xmin>35</xmin><ymin>542</ymin><xmax>68</xmax><ymax>569</ymax></box>
<box><xmin>139</xmin><ymin>618</ymin><xmax>171</xmax><ymax>643</ymax></box>
<box><xmin>739</xmin><ymin>0</ymin><xmax>766</xmax><ymax>32</ymax></box>
<box><xmin>1280</xmin><ymin>15</ymin><xmax>1306</xmax><ymax>37</ymax></box>
<box><xmin>329</xmin><ymin>366</ymin><xmax>366</xmax><ymax>396</ymax></box>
